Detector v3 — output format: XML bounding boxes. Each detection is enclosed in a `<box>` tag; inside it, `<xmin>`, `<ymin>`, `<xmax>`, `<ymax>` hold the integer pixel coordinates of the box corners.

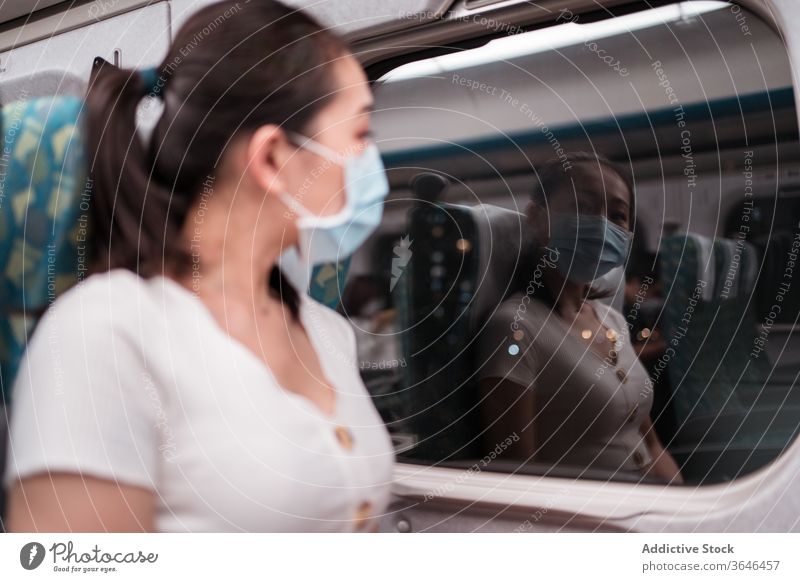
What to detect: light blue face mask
<box><xmin>548</xmin><ymin>212</ymin><xmax>632</xmax><ymax>284</ymax></box>
<box><xmin>278</xmin><ymin>132</ymin><xmax>389</xmax><ymax>290</ymax></box>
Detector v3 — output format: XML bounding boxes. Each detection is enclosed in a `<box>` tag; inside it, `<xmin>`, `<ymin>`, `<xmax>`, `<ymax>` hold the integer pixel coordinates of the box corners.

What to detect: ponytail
<box><xmin>85</xmin><ymin>62</ymin><xmax>188</xmax><ymax>277</ymax></box>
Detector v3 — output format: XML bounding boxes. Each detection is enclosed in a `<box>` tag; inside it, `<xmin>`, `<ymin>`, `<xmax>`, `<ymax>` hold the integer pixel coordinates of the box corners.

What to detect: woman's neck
<box><xmin>544</xmin><ymin>270</ymin><xmax>588</xmax><ymax>319</ymax></box>
<box><xmin>176</xmin><ymin>185</ymin><xmax>291</xmax><ymax>311</ymax></box>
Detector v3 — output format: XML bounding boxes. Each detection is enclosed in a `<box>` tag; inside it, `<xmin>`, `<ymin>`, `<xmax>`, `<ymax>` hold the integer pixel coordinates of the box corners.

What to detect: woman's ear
<box><xmin>244</xmin><ymin>124</ymin><xmax>290</xmax><ymax>196</ymax></box>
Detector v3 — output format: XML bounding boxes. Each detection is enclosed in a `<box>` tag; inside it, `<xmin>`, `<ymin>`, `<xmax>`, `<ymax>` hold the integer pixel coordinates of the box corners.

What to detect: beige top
<box><xmin>476</xmin><ymin>293</ymin><xmax>654</xmax><ymax>475</ymax></box>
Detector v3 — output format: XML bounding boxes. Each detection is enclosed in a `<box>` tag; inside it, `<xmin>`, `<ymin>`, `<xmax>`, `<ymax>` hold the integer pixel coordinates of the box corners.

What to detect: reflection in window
<box><xmin>345</xmin><ymin>1</ymin><xmax>800</xmax><ymax>485</ymax></box>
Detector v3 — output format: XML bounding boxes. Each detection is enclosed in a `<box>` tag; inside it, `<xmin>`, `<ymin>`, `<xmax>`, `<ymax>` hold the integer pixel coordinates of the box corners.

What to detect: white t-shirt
<box><xmin>4</xmin><ymin>269</ymin><xmax>396</xmax><ymax>532</ymax></box>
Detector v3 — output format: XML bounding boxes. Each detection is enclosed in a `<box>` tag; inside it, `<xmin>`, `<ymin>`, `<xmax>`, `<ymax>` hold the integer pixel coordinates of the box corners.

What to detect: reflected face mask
<box><xmin>548</xmin><ymin>212</ymin><xmax>632</xmax><ymax>284</ymax></box>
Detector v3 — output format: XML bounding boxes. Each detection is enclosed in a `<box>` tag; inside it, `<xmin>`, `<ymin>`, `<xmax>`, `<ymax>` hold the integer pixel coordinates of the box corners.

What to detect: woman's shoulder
<box><xmin>475</xmin><ymin>294</ymin><xmax>555</xmax><ymax>352</ymax></box>
<box><xmin>55</xmin><ymin>268</ymin><xmax>146</xmax><ymax>303</ymax></box>
<box><xmin>15</xmin><ymin>271</ymin><xmax>157</xmax><ymax>398</ymax></box>
<box><xmin>44</xmin><ymin>269</ymin><xmax>161</xmax><ymax>335</ymax></box>
<box><xmin>589</xmin><ymin>299</ymin><xmax>629</xmax><ymax>330</ymax></box>
<box><xmin>589</xmin><ymin>298</ymin><xmax>623</xmax><ymax>318</ymax></box>
<box><xmin>486</xmin><ymin>292</ymin><xmax>553</xmax><ymax>326</ymax></box>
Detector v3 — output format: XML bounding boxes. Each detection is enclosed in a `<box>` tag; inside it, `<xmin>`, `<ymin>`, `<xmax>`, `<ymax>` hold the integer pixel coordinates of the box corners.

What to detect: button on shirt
<box><xmin>4</xmin><ymin>270</ymin><xmax>395</xmax><ymax>532</ymax></box>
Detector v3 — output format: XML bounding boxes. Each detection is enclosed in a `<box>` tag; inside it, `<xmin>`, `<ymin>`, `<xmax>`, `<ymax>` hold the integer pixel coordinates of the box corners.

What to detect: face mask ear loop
<box><xmin>279</xmin><ymin>191</ymin><xmax>313</xmax><ymax>219</ymax></box>
<box><xmin>285</xmin><ymin>131</ymin><xmax>344</xmax><ymax>165</ymax></box>
<box><xmin>282</xmin><ymin>132</ymin><xmax>362</xmax><ymax>226</ymax></box>
<box><xmin>277</xmin><ymin>134</ymin><xmax>336</xmax><ymax>220</ymax></box>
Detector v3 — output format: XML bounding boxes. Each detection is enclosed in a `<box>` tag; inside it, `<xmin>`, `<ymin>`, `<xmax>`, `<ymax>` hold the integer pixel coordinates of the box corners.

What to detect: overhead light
<box><xmin>381</xmin><ymin>1</ymin><xmax>726</xmax><ymax>83</ymax></box>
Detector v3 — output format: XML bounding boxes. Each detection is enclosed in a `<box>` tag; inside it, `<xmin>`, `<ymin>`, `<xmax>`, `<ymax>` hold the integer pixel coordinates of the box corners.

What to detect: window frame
<box><xmin>356</xmin><ymin>0</ymin><xmax>800</xmax><ymax>531</ymax></box>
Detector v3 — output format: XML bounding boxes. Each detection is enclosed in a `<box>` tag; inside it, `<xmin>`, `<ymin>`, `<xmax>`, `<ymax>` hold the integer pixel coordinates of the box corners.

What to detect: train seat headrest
<box><xmin>456</xmin><ymin>203</ymin><xmax>531</xmax><ymax>333</ymax></box>
<box><xmin>0</xmin><ymin>96</ymin><xmax>86</xmax><ymax>402</ymax></box>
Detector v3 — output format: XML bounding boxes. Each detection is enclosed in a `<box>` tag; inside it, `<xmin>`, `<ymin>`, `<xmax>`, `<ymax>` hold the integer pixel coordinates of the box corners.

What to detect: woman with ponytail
<box><xmin>4</xmin><ymin>0</ymin><xmax>394</xmax><ymax>532</ymax></box>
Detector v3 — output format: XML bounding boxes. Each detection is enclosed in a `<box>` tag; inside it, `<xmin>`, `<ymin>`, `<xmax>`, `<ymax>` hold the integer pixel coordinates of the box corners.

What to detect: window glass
<box><xmin>343</xmin><ymin>1</ymin><xmax>800</xmax><ymax>485</ymax></box>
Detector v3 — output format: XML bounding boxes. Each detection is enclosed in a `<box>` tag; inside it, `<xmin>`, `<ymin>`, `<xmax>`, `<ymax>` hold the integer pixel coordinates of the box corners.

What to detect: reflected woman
<box><xmin>476</xmin><ymin>153</ymin><xmax>683</xmax><ymax>484</ymax></box>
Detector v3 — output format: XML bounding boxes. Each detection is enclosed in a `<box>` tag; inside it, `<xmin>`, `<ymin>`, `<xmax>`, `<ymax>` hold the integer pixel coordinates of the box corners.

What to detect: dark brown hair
<box><xmin>530</xmin><ymin>152</ymin><xmax>635</xmax><ymax>225</ymax></box>
<box><xmin>85</xmin><ymin>0</ymin><xmax>350</xmax><ymax>318</ymax></box>
<box><xmin>525</xmin><ymin>152</ymin><xmax>635</xmax><ymax>306</ymax></box>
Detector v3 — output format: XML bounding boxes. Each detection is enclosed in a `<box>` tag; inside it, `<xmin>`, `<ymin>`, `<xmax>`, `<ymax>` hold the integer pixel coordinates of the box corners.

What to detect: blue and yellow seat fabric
<box><xmin>309</xmin><ymin>258</ymin><xmax>351</xmax><ymax>310</ymax></box>
<box><xmin>659</xmin><ymin>233</ymin><xmax>800</xmax><ymax>482</ymax></box>
<box><xmin>0</xmin><ymin>96</ymin><xmax>85</xmax><ymax>528</ymax></box>
<box><xmin>0</xmin><ymin>96</ymin><xmax>87</xmax><ymax>406</ymax></box>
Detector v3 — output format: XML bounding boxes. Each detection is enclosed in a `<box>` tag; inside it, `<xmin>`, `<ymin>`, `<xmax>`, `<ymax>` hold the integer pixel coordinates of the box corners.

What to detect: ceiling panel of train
<box><xmin>171</xmin><ymin>0</ymin><xmax>642</xmax><ymax>43</ymax></box>
<box><xmin>0</xmin><ymin>0</ymin><xmax>63</xmax><ymax>25</ymax></box>
<box><xmin>169</xmin><ymin>0</ymin><xmax>454</xmax><ymax>41</ymax></box>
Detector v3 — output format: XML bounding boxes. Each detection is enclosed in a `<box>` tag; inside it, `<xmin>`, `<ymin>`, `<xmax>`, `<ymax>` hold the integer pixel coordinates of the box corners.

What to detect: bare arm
<box><xmin>478</xmin><ymin>377</ymin><xmax>536</xmax><ymax>460</ymax></box>
<box><xmin>640</xmin><ymin>417</ymin><xmax>684</xmax><ymax>485</ymax></box>
<box><xmin>6</xmin><ymin>472</ymin><xmax>155</xmax><ymax>532</ymax></box>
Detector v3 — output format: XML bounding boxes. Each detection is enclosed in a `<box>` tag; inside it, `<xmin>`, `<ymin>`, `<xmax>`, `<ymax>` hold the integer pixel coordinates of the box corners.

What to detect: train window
<box><xmin>344</xmin><ymin>1</ymin><xmax>800</xmax><ymax>485</ymax></box>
